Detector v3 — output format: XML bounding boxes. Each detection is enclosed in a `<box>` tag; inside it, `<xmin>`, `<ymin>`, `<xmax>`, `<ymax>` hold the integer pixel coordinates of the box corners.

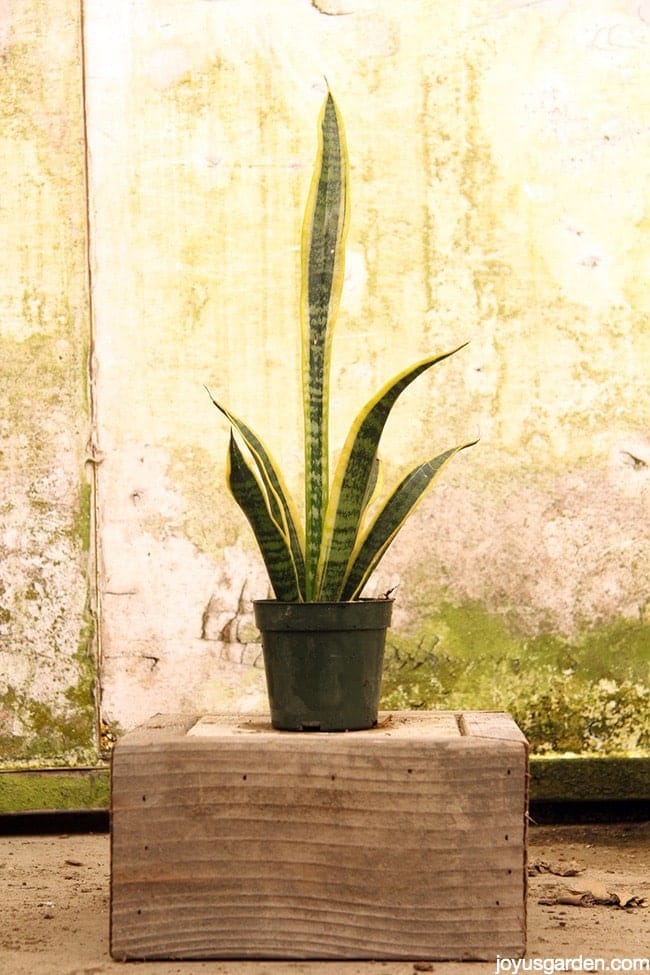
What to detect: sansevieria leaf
<box><xmin>340</xmin><ymin>442</ymin><xmax>477</xmax><ymax>601</ymax></box>
<box><xmin>226</xmin><ymin>433</ymin><xmax>301</xmax><ymax>602</ymax></box>
<box><xmin>316</xmin><ymin>345</ymin><xmax>468</xmax><ymax>600</ymax></box>
<box><xmin>301</xmin><ymin>90</ymin><xmax>349</xmax><ymax>600</ymax></box>
<box><xmin>209</xmin><ymin>90</ymin><xmax>475</xmax><ymax>604</ymax></box>
<box><xmin>207</xmin><ymin>390</ymin><xmax>305</xmax><ymax>599</ymax></box>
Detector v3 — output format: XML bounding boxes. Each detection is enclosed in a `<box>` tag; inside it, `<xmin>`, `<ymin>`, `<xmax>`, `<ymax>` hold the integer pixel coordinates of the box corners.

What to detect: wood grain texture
<box><xmin>111</xmin><ymin>711</ymin><xmax>527</xmax><ymax>960</ymax></box>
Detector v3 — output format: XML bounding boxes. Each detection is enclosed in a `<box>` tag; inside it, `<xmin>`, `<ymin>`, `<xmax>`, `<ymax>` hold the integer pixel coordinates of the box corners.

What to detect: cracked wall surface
<box><xmin>85</xmin><ymin>0</ymin><xmax>648</xmax><ymax>751</ymax></box>
<box><xmin>2</xmin><ymin>0</ymin><xmax>647</xmax><ymax>764</ymax></box>
<box><xmin>0</xmin><ymin>0</ymin><xmax>96</xmax><ymax>766</ymax></box>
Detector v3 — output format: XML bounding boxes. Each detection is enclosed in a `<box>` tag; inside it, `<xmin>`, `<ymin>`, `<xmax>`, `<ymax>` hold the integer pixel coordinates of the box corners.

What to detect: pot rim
<box><xmin>253</xmin><ymin>597</ymin><xmax>393</xmax><ymax>631</ymax></box>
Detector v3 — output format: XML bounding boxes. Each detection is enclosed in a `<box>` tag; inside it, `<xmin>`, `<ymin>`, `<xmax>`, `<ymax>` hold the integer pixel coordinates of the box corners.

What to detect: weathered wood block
<box><xmin>110</xmin><ymin>711</ymin><xmax>528</xmax><ymax>961</ymax></box>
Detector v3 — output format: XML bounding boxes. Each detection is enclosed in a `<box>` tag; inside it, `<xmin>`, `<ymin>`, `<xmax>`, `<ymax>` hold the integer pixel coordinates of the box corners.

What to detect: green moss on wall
<box><xmin>0</xmin><ymin>686</ymin><xmax>96</xmax><ymax>768</ymax></box>
<box><xmin>0</xmin><ymin>769</ymin><xmax>109</xmax><ymax>813</ymax></box>
<box><xmin>0</xmin><ymin>683</ymin><xmax>96</xmax><ymax>767</ymax></box>
<box><xmin>77</xmin><ymin>480</ymin><xmax>92</xmax><ymax>553</ymax></box>
<box><xmin>380</xmin><ymin>601</ymin><xmax>649</xmax><ymax>756</ymax></box>
<box><xmin>0</xmin><ymin>600</ymin><xmax>97</xmax><ymax>768</ymax></box>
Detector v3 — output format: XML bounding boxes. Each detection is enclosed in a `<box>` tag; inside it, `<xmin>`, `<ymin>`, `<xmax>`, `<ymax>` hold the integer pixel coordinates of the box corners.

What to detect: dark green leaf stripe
<box><xmin>361</xmin><ymin>455</ymin><xmax>380</xmax><ymax>513</ymax></box>
<box><xmin>207</xmin><ymin>94</ymin><xmax>476</xmax><ymax>604</ymax></box>
<box><xmin>227</xmin><ymin>433</ymin><xmax>301</xmax><ymax>602</ymax></box>
<box><xmin>207</xmin><ymin>390</ymin><xmax>305</xmax><ymax>596</ymax></box>
<box><xmin>301</xmin><ymin>91</ymin><xmax>348</xmax><ymax>600</ymax></box>
<box><xmin>317</xmin><ymin>345</ymin><xmax>467</xmax><ymax>600</ymax></box>
<box><xmin>340</xmin><ymin>443</ymin><xmax>475</xmax><ymax>601</ymax></box>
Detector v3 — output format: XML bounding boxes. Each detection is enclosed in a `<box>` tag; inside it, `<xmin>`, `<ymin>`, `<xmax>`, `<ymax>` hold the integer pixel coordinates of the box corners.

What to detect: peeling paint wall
<box><xmin>2</xmin><ymin>0</ymin><xmax>647</xmax><ymax>766</ymax></box>
<box><xmin>84</xmin><ymin>0</ymin><xmax>648</xmax><ymax>755</ymax></box>
<box><xmin>0</xmin><ymin>1</ymin><xmax>97</xmax><ymax>765</ymax></box>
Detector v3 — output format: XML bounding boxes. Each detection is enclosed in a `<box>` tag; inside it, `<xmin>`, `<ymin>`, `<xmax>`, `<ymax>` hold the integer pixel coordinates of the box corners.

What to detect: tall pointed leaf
<box><xmin>340</xmin><ymin>441</ymin><xmax>477</xmax><ymax>601</ymax></box>
<box><xmin>209</xmin><ymin>92</ymin><xmax>476</xmax><ymax>605</ymax></box>
<box><xmin>207</xmin><ymin>389</ymin><xmax>305</xmax><ymax>594</ymax></box>
<box><xmin>300</xmin><ymin>90</ymin><xmax>349</xmax><ymax>599</ymax></box>
<box><xmin>226</xmin><ymin>433</ymin><xmax>301</xmax><ymax>602</ymax></box>
<box><xmin>317</xmin><ymin>345</ymin><xmax>467</xmax><ymax>600</ymax></box>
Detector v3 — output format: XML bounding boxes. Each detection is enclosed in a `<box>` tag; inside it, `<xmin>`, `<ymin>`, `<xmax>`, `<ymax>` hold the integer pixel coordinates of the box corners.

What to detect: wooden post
<box><xmin>110</xmin><ymin>711</ymin><xmax>528</xmax><ymax>960</ymax></box>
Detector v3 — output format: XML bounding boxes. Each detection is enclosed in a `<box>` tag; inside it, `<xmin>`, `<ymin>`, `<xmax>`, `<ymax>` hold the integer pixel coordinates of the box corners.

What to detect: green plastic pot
<box><xmin>253</xmin><ymin>599</ymin><xmax>393</xmax><ymax>732</ymax></box>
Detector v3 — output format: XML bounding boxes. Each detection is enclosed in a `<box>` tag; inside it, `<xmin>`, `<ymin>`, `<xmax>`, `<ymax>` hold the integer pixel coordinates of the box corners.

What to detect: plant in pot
<box><xmin>207</xmin><ymin>90</ymin><xmax>475</xmax><ymax>732</ymax></box>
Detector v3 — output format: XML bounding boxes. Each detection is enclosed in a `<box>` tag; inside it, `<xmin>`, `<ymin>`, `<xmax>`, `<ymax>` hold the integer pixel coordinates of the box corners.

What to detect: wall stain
<box><xmin>28</xmin><ymin>1</ymin><xmax>647</xmax><ymax>766</ymax></box>
<box><xmin>310</xmin><ymin>1</ymin><xmax>354</xmax><ymax>15</ymax></box>
<box><xmin>1</xmin><ymin>663</ymin><xmax>97</xmax><ymax>767</ymax></box>
<box><xmin>380</xmin><ymin>601</ymin><xmax>649</xmax><ymax>756</ymax></box>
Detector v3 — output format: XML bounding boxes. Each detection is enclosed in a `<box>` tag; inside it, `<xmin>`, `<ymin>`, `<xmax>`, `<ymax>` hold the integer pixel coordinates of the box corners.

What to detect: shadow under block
<box><xmin>110</xmin><ymin>711</ymin><xmax>528</xmax><ymax>961</ymax></box>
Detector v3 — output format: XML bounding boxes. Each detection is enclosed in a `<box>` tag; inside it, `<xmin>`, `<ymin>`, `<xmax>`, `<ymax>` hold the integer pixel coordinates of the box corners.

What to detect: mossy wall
<box><xmin>0</xmin><ymin>1</ymin><xmax>98</xmax><ymax>767</ymax></box>
<box><xmin>2</xmin><ymin>0</ymin><xmax>647</xmax><ymax>771</ymax></box>
<box><xmin>85</xmin><ymin>0</ymin><xmax>647</xmax><ymax>755</ymax></box>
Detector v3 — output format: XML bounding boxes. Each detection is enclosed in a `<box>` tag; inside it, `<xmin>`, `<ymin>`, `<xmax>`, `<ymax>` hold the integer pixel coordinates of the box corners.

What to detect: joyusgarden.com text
<box><xmin>496</xmin><ymin>957</ymin><xmax>649</xmax><ymax>974</ymax></box>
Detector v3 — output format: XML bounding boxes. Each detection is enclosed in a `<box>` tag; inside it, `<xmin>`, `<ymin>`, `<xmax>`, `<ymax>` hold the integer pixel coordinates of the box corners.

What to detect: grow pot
<box><xmin>253</xmin><ymin>598</ymin><xmax>393</xmax><ymax>732</ymax></box>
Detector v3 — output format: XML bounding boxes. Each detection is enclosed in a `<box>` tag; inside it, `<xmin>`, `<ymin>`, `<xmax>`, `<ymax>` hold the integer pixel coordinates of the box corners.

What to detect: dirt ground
<box><xmin>0</xmin><ymin>822</ymin><xmax>647</xmax><ymax>975</ymax></box>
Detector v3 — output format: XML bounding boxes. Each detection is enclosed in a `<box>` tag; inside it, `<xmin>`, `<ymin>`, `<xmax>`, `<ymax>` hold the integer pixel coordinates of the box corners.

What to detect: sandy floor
<box><xmin>1</xmin><ymin>822</ymin><xmax>647</xmax><ymax>975</ymax></box>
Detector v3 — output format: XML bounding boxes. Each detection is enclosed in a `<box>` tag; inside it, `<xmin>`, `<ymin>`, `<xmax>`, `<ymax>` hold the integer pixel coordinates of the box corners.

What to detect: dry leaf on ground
<box><xmin>539</xmin><ymin>877</ymin><xmax>647</xmax><ymax>909</ymax></box>
<box><xmin>528</xmin><ymin>857</ymin><xmax>584</xmax><ymax>877</ymax></box>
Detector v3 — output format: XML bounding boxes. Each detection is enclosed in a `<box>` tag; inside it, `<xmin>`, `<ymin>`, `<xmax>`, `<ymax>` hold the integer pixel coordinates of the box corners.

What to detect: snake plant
<box><xmin>208</xmin><ymin>92</ymin><xmax>475</xmax><ymax>602</ymax></box>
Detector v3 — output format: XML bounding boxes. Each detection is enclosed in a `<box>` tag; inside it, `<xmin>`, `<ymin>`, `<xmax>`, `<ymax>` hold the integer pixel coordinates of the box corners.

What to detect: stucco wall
<box><xmin>86</xmin><ymin>0</ymin><xmax>648</xmax><ymax>755</ymax></box>
<box><xmin>1</xmin><ymin>0</ymin><xmax>647</xmax><ymax>765</ymax></box>
<box><xmin>0</xmin><ymin>0</ymin><xmax>96</xmax><ymax>765</ymax></box>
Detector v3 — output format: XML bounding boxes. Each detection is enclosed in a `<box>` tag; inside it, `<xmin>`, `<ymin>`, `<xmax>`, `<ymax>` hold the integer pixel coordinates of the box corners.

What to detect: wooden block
<box><xmin>110</xmin><ymin>711</ymin><xmax>528</xmax><ymax>961</ymax></box>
